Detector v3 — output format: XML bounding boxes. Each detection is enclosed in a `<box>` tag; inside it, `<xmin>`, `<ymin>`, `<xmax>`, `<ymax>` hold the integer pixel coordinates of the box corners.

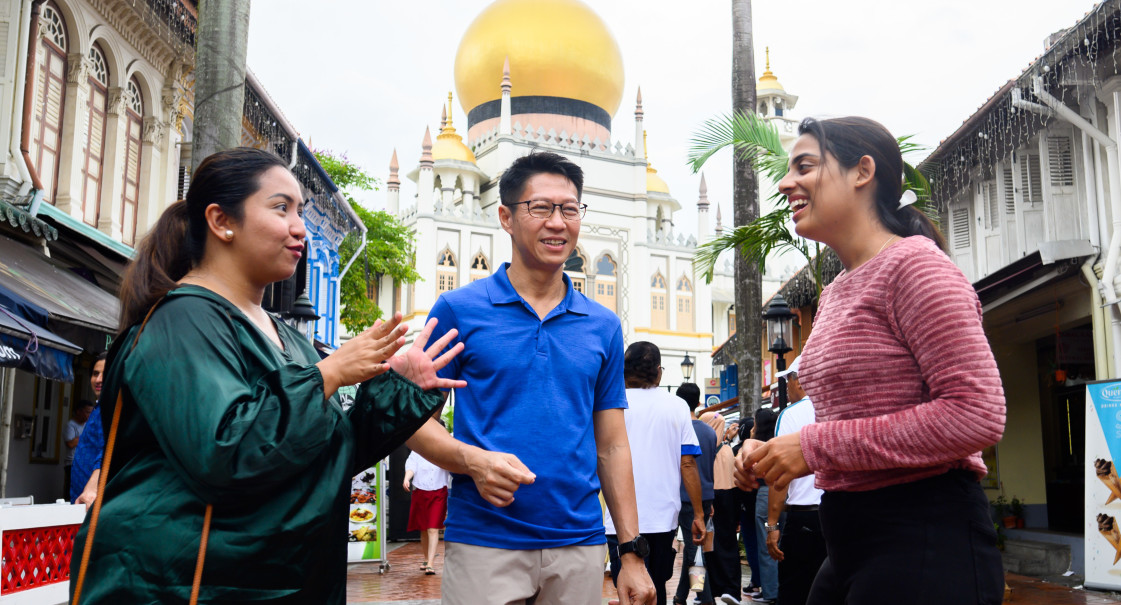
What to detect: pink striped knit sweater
<box><xmin>799</xmin><ymin>236</ymin><xmax>1005</xmax><ymax>492</ymax></box>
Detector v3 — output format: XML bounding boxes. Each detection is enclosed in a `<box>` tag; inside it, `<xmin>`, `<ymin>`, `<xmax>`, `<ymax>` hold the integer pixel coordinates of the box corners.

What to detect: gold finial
<box><xmin>766</xmin><ymin>47</ymin><xmax>771</xmax><ymax>71</ymax></box>
<box><xmin>643</xmin><ymin>130</ymin><xmax>649</xmax><ymax>167</ymax></box>
<box><xmin>446</xmin><ymin>92</ymin><xmax>455</xmax><ymax>129</ymax></box>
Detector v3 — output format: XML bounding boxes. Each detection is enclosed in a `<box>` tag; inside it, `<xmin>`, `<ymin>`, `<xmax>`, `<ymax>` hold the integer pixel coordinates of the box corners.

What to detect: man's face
<box><xmin>76</xmin><ymin>405</ymin><xmax>93</xmax><ymax>423</ymax></box>
<box><xmin>90</xmin><ymin>359</ymin><xmax>105</xmax><ymax>398</ymax></box>
<box><xmin>786</xmin><ymin>375</ymin><xmax>805</xmax><ymax>401</ymax></box>
<box><xmin>499</xmin><ymin>172</ymin><xmax>581</xmax><ymax>275</ymax></box>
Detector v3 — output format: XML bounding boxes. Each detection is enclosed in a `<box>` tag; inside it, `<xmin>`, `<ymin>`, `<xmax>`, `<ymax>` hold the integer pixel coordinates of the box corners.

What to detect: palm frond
<box><xmin>694</xmin><ymin>206</ymin><xmax>809</xmax><ymax>284</ymax></box>
<box><xmin>687</xmin><ymin>112</ymin><xmax>787</xmax><ymax>182</ymax></box>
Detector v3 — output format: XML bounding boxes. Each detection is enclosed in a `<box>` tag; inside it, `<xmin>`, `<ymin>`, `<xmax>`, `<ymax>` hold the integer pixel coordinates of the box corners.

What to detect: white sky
<box><xmin>245</xmin><ymin>0</ymin><xmax>1103</xmax><ymax>239</ymax></box>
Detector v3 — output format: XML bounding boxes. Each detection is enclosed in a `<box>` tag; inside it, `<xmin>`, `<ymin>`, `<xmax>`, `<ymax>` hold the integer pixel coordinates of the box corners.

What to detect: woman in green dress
<box><xmin>70</xmin><ymin>148</ymin><xmax>465</xmax><ymax>604</ymax></box>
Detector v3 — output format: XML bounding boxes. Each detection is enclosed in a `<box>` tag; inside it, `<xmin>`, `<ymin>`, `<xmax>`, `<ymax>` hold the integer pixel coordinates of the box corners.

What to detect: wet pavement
<box><xmin>346</xmin><ymin>540</ymin><xmax>1121</xmax><ymax>604</ymax></box>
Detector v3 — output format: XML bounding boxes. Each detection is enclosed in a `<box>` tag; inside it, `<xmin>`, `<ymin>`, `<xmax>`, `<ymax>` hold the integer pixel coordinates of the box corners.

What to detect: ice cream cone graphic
<box><xmin>1098</xmin><ymin>514</ymin><xmax>1121</xmax><ymax>565</ymax></box>
<box><xmin>1096</xmin><ymin>459</ymin><xmax>1121</xmax><ymax>505</ymax></box>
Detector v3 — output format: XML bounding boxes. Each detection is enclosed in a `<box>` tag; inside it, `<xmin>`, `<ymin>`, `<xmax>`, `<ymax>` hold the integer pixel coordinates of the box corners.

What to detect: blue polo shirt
<box><xmin>427</xmin><ymin>263</ymin><xmax>628</xmax><ymax>549</ymax></box>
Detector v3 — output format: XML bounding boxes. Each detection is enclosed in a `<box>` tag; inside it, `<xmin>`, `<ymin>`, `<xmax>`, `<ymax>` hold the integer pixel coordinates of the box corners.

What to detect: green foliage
<box><xmin>687</xmin><ymin>115</ymin><xmax>936</xmax><ymax>299</ymax></box>
<box><xmin>313</xmin><ymin>149</ymin><xmax>420</xmax><ymax>334</ymax></box>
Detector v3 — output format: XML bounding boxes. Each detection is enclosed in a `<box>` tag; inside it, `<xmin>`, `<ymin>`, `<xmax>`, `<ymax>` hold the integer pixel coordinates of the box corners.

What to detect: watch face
<box><xmin>634</xmin><ymin>536</ymin><xmax>650</xmax><ymax>558</ymax></box>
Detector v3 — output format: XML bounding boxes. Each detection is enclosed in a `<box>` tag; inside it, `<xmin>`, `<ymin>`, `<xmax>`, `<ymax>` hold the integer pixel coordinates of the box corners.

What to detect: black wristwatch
<box><xmin>617</xmin><ymin>535</ymin><xmax>650</xmax><ymax>559</ymax></box>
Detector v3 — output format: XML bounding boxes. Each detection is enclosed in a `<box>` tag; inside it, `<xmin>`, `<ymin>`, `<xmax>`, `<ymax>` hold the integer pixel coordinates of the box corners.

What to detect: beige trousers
<box><xmin>442</xmin><ymin>541</ymin><xmax>607</xmax><ymax>605</ymax></box>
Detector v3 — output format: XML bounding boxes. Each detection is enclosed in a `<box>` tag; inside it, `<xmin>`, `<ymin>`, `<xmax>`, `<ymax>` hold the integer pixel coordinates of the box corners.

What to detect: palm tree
<box><xmin>730</xmin><ymin>0</ymin><xmax>761</xmax><ymax>421</ymax></box>
<box><xmin>688</xmin><ymin>111</ymin><xmax>935</xmax><ymax>300</ymax></box>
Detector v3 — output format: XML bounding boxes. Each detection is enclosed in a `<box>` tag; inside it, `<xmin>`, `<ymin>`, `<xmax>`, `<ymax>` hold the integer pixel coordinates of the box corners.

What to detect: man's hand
<box><xmin>463</xmin><ymin>448</ymin><xmax>535</xmax><ymax>507</ymax></box>
<box><xmin>691</xmin><ymin>515</ymin><xmax>706</xmax><ymax>545</ymax></box>
<box><xmin>766</xmin><ymin>527</ymin><xmax>784</xmax><ymax>561</ymax></box>
<box><xmin>76</xmin><ymin>469</ymin><xmax>100</xmax><ymax>510</ymax></box>
<box><xmin>744</xmin><ymin>432</ymin><xmax>811</xmax><ymax>491</ymax></box>
<box><xmin>615</xmin><ymin>554</ymin><xmax>656</xmax><ymax>605</ymax></box>
<box><xmin>402</xmin><ymin>478</ymin><xmax>411</xmax><ymax>492</ymax></box>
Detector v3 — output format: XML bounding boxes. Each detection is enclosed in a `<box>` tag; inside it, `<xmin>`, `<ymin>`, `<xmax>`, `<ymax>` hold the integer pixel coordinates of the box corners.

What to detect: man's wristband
<box><xmin>764</xmin><ymin>522</ymin><xmax>781</xmax><ymax>532</ymax></box>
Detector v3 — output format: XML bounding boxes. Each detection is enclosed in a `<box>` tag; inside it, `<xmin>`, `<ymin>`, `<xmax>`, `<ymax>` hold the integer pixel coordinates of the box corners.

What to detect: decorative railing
<box><xmin>0</xmin><ymin>503</ymin><xmax>87</xmax><ymax>604</ymax></box>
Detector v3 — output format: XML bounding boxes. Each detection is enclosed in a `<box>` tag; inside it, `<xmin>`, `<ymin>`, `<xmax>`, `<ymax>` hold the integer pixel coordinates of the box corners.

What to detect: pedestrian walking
<box><xmin>69</xmin><ymin>148</ymin><xmax>464</xmax><ymax>604</ymax></box>
<box><xmin>750</xmin><ymin>408</ymin><xmax>780</xmax><ymax>604</ymax></box>
<box><xmin>738</xmin><ymin>117</ymin><xmax>1005</xmax><ymax>605</ymax></box>
<box><xmin>404</xmin><ymin>423</ymin><xmax>452</xmax><ymax>575</ymax></box>
<box><xmin>415</xmin><ymin>152</ymin><xmax>656</xmax><ymax>605</ymax></box>
<box><xmin>605</xmin><ymin>341</ymin><xmax>706</xmax><ymax>605</ymax></box>
<box><xmin>700</xmin><ymin>412</ymin><xmax>743</xmax><ymax>604</ymax></box>
<box><xmin>673</xmin><ymin>382</ymin><xmax>717</xmax><ymax>605</ymax></box>
<box><xmin>763</xmin><ymin>357</ymin><xmax>825</xmax><ymax>605</ymax></box>
<box><xmin>63</xmin><ymin>398</ymin><xmax>94</xmax><ymax>500</ymax></box>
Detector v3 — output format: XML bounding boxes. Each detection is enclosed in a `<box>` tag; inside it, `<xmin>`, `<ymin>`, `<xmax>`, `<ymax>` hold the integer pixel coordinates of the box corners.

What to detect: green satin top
<box><xmin>70</xmin><ymin>285</ymin><xmax>440</xmax><ymax>604</ymax></box>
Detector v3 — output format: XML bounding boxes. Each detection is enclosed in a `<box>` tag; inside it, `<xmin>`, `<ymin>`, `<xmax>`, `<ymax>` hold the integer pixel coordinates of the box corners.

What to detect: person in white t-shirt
<box><xmin>764</xmin><ymin>357</ymin><xmax>826</xmax><ymax>605</ymax></box>
<box><xmin>64</xmin><ymin>399</ymin><xmax>94</xmax><ymax>498</ymax></box>
<box><xmin>605</xmin><ymin>341</ymin><xmax>706</xmax><ymax>605</ymax></box>
<box><xmin>404</xmin><ymin>419</ymin><xmax>453</xmax><ymax>576</ymax></box>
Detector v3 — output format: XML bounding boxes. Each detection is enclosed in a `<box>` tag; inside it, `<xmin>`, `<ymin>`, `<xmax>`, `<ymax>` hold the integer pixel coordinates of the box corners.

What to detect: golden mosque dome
<box><xmin>431</xmin><ymin>93</ymin><xmax>477</xmax><ymax>164</ymax></box>
<box><xmin>454</xmin><ymin>0</ymin><xmax>625</xmax><ymax>120</ymax></box>
<box><xmin>757</xmin><ymin>47</ymin><xmax>784</xmax><ymax>92</ymax></box>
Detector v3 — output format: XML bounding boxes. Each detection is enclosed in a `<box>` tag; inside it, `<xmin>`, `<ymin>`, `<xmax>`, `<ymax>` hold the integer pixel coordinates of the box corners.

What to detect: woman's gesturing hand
<box><xmin>740</xmin><ymin>432</ymin><xmax>811</xmax><ymax>491</ymax></box>
<box><xmin>388</xmin><ymin>318</ymin><xmax>467</xmax><ymax>391</ymax></box>
<box><xmin>318</xmin><ymin>313</ymin><xmax>408</xmax><ymax>396</ymax></box>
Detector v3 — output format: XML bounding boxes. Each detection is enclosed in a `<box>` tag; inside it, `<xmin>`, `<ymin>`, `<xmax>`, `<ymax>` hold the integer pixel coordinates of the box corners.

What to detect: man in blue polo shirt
<box><xmin>408</xmin><ymin>152</ymin><xmax>655</xmax><ymax>605</ymax></box>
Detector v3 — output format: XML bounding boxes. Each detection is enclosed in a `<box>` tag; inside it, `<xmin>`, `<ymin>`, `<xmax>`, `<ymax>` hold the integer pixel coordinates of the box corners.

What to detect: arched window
<box><xmin>676</xmin><ymin>275</ymin><xmax>694</xmax><ymax>332</ymax></box>
<box><xmin>650</xmin><ymin>270</ymin><xmax>668</xmax><ymax>330</ymax></box>
<box><xmin>565</xmin><ymin>248</ymin><xmax>587</xmax><ymax>293</ymax></box>
<box><xmin>81</xmin><ymin>43</ymin><xmax>109</xmax><ymax>227</ymax></box>
<box><xmin>437</xmin><ymin>246</ymin><xmax>457</xmax><ymax>293</ymax></box>
<box><xmin>470</xmin><ymin>251</ymin><xmax>490</xmax><ymax>282</ymax></box>
<box><xmin>30</xmin><ymin>2</ymin><xmax>68</xmax><ymax>203</ymax></box>
<box><xmin>120</xmin><ymin>77</ymin><xmax>143</xmax><ymax>245</ymax></box>
<box><xmin>594</xmin><ymin>254</ymin><xmax>617</xmax><ymax>313</ymax></box>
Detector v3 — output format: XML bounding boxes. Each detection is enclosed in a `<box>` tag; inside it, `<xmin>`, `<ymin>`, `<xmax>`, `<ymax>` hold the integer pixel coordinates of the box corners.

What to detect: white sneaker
<box><xmin>719</xmin><ymin>595</ymin><xmax>742</xmax><ymax>605</ymax></box>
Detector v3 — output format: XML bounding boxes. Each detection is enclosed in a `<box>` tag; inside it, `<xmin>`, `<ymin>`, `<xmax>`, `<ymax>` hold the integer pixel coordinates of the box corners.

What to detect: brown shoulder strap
<box><xmin>72</xmin><ymin>299</ymin><xmax>213</xmax><ymax>605</ymax></box>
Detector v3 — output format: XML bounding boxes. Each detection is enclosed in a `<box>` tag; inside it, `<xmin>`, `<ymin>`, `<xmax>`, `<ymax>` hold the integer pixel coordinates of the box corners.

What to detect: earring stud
<box><xmin>225</xmin><ymin>230</ymin><xmax>234</xmax><ymax>239</ymax></box>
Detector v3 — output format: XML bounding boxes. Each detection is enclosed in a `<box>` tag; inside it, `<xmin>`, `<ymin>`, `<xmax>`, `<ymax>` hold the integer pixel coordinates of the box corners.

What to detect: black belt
<box><xmin>786</xmin><ymin>504</ymin><xmax>819</xmax><ymax>512</ymax></box>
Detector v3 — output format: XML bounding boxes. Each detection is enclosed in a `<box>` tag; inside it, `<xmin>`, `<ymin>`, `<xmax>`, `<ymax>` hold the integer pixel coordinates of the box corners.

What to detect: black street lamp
<box><xmin>763</xmin><ymin>294</ymin><xmax>795</xmax><ymax>409</ymax></box>
<box><xmin>285</xmin><ymin>291</ymin><xmax>320</xmax><ymax>341</ymax></box>
<box><xmin>681</xmin><ymin>352</ymin><xmax>694</xmax><ymax>383</ymax></box>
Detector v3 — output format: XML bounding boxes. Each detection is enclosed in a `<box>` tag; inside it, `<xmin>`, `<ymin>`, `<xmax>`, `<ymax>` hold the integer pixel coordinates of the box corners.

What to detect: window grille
<box><xmin>1003</xmin><ymin>168</ymin><xmax>1015</xmax><ymax>214</ymax></box>
<box><xmin>952</xmin><ymin>206</ymin><xmax>971</xmax><ymax>250</ymax></box>
<box><xmin>1047</xmin><ymin>136</ymin><xmax>1074</xmax><ymax>187</ymax></box>
<box><xmin>1020</xmin><ymin>153</ymin><xmax>1043</xmax><ymax>204</ymax></box>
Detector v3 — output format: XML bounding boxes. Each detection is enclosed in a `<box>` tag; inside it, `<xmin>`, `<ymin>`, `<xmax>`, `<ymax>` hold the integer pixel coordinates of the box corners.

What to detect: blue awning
<box><xmin>0</xmin><ymin>304</ymin><xmax>80</xmax><ymax>382</ymax></box>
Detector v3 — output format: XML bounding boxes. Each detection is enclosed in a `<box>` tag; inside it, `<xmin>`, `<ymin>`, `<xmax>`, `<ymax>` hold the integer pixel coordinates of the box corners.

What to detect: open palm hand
<box><xmin>389</xmin><ymin>318</ymin><xmax>466</xmax><ymax>391</ymax></box>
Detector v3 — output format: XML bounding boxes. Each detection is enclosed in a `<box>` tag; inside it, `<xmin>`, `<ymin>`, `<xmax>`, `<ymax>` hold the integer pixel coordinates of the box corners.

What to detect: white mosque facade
<box><xmin>377</xmin><ymin>0</ymin><xmax>801</xmax><ymax>388</ymax></box>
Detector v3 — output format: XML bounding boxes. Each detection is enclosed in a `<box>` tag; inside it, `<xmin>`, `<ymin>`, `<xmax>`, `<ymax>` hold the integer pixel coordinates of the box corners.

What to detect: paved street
<box><xmin>346</xmin><ymin>541</ymin><xmax>1121</xmax><ymax>604</ymax></box>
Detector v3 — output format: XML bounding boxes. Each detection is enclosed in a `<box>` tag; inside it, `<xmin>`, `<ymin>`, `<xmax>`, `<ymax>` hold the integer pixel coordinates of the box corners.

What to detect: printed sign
<box><xmin>705</xmin><ymin>395</ymin><xmax>721</xmax><ymax>407</ymax></box>
<box><xmin>1085</xmin><ymin>381</ymin><xmax>1121</xmax><ymax>590</ymax></box>
<box><xmin>347</xmin><ymin>460</ymin><xmax>386</xmax><ymax>564</ymax></box>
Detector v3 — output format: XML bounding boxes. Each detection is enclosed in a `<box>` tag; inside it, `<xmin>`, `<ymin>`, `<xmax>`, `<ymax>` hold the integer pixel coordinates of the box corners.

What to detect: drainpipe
<box><xmin>18</xmin><ymin>0</ymin><xmax>47</xmax><ymax>216</ymax></box>
<box><xmin>1083</xmin><ymin>260</ymin><xmax>1113</xmax><ymax>377</ymax></box>
<box><xmin>1027</xmin><ymin>77</ymin><xmax>1121</xmax><ymax>376</ymax></box>
<box><xmin>0</xmin><ymin>368</ymin><xmax>14</xmax><ymax>497</ymax></box>
<box><xmin>9</xmin><ymin>0</ymin><xmax>35</xmax><ymax>200</ymax></box>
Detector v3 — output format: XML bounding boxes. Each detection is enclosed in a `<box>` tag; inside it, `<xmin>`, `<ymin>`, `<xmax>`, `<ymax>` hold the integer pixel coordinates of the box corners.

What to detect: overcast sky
<box><xmin>245</xmin><ymin>0</ymin><xmax>1102</xmax><ymax>239</ymax></box>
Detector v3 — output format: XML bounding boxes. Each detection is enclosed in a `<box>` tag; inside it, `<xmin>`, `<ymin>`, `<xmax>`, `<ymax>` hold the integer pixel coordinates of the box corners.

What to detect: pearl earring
<box><xmin>225</xmin><ymin>230</ymin><xmax>234</xmax><ymax>239</ymax></box>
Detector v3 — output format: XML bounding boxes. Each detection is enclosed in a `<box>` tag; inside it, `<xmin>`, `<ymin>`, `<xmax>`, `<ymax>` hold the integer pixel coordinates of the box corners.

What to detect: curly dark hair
<box><xmin>624</xmin><ymin>341</ymin><xmax>661</xmax><ymax>388</ymax></box>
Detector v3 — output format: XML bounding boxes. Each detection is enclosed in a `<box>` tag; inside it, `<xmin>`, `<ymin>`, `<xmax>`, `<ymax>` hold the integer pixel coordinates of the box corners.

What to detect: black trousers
<box><xmin>706</xmin><ymin>489</ymin><xmax>742</xmax><ymax>599</ymax></box>
<box><xmin>808</xmin><ymin>470</ymin><xmax>1004</xmax><ymax>605</ymax></box>
<box><xmin>608</xmin><ymin>530</ymin><xmax>676</xmax><ymax>605</ymax></box>
<box><xmin>777</xmin><ymin>508</ymin><xmax>826</xmax><ymax>605</ymax></box>
<box><xmin>675</xmin><ymin>500</ymin><xmax>713</xmax><ymax>604</ymax></box>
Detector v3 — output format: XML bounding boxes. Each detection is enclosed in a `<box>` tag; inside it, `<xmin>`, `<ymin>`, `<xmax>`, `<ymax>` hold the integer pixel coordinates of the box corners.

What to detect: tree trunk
<box><xmin>731</xmin><ymin>0</ymin><xmax>761</xmax><ymax>422</ymax></box>
<box><xmin>192</xmin><ymin>0</ymin><xmax>252</xmax><ymax>172</ymax></box>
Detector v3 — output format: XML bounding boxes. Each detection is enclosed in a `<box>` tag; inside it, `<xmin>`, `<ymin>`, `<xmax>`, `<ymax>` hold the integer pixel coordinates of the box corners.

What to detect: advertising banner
<box><xmin>347</xmin><ymin>460</ymin><xmax>387</xmax><ymax>566</ymax></box>
<box><xmin>1085</xmin><ymin>381</ymin><xmax>1121</xmax><ymax>590</ymax></box>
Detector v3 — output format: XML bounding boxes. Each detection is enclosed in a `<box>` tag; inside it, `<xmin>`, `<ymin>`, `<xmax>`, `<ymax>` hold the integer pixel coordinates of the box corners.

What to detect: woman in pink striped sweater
<box><xmin>735</xmin><ymin>117</ymin><xmax>1005</xmax><ymax>604</ymax></box>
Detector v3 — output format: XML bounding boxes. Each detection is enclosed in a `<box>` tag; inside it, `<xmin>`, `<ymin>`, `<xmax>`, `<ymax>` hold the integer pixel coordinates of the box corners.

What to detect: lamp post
<box><xmin>763</xmin><ymin>294</ymin><xmax>795</xmax><ymax>410</ymax></box>
<box><xmin>681</xmin><ymin>352</ymin><xmax>694</xmax><ymax>383</ymax></box>
<box><xmin>284</xmin><ymin>290</ymin><xmax>320</xmax><ymax>341</ymax></box>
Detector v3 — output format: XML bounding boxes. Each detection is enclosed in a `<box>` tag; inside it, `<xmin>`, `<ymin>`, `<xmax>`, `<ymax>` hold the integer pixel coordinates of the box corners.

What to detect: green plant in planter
<box><xmin>992</xmin><ymin>495</ymin><xmax>1008</xmax><ymax>519</ymax></box>
<box><xmin>1010</xmin><ymin>496</ymin><xmax>1025</xmax><ymax>528</ymax></box>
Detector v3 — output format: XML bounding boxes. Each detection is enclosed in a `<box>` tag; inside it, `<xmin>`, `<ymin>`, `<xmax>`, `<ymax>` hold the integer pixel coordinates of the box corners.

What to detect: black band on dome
<box><xmin>468</xmin><ymin>96</ymin><xmax>612</xmax><ymax>131</ymax></box>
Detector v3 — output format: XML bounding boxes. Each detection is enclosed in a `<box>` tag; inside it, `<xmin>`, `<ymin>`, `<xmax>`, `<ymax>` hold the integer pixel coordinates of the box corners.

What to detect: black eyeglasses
<box><xmin>505</xmin><ymin>200</ymin><xmax>587</xmax><ymax>221</ymax></box>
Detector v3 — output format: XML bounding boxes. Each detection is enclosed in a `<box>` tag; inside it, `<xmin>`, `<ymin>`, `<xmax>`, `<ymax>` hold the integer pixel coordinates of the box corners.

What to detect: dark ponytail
<box><xmin>118</xmin><ymin>148</ymin><xmax>290</xmax><ymax>331</ymax></box>
<box><xmin>798</xmin><ymin>117</ymin><xmax>947</xmax><ymax>252</ymax></box>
